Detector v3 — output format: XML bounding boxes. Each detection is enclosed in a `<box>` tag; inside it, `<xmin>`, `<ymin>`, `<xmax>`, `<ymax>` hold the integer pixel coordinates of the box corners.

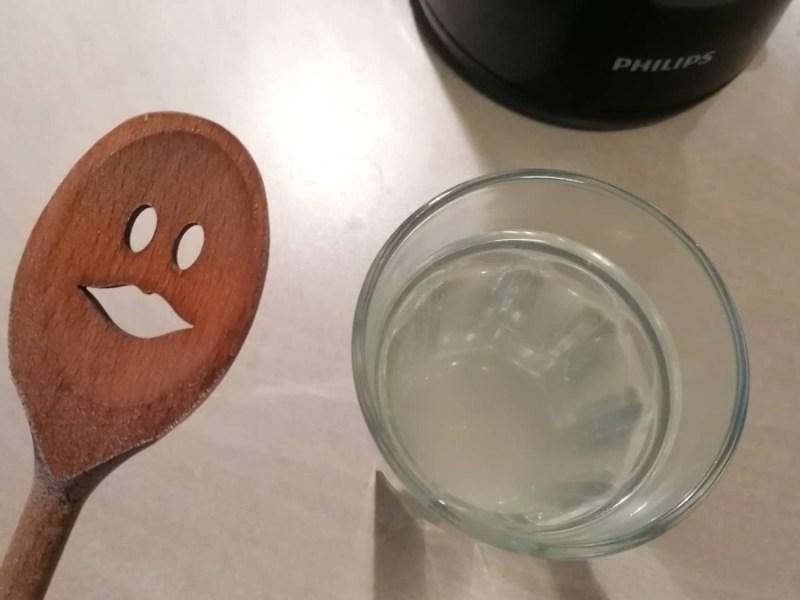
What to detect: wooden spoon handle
<box><xmin>0</xmin><ymin>469</ymin><xmax>84</xmax><ymax>600</ymax></box>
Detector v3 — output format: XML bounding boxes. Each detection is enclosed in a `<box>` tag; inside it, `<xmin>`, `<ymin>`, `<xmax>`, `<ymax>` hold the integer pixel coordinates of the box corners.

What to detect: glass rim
<box><xmin>352</xmin><ymin>168</ymin><xmax>749</xmax><ymax>557</ymax></box>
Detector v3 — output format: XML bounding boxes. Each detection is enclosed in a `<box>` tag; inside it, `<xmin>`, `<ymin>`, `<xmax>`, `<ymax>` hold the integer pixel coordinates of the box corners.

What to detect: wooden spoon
<box><xmin>0</xmin><ymin>112</ymin><xmax>269</xmax><ymax>600</ymax></box>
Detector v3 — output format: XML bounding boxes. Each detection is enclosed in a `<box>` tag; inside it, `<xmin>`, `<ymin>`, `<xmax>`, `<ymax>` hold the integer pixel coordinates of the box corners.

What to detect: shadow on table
<box><xmin>373</xmin><ymin>471</ymin><xmax>428</xmax><ymax>600</ymax></box>
<box><xmin>549</xmin><ymin>561</ymin><xmax>611</xmax><ymax>600</ymax></box>
<box><xmin>372</xmin><ymin>472</ymin><xmax>611</xmax><ymax>600</ymax></box>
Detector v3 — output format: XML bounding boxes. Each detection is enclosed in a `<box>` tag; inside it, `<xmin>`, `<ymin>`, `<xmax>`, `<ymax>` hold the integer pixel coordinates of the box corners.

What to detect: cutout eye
<box><xmin>125</xmin><ymin>206</ymin><xmax>157</xmax><ymax>252</ymax></box>
<box><xmin>175</xmin><ymin>224</ymin><xmax>205</xmax><ymax>270</ymax></box>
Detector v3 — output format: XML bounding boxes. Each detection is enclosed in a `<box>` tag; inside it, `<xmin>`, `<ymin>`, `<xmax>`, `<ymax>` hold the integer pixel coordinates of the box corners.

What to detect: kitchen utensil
<box><xmin>0</xmin><ymin>112</ymin><xmax>269</xmax><ymax>599</ymax></box>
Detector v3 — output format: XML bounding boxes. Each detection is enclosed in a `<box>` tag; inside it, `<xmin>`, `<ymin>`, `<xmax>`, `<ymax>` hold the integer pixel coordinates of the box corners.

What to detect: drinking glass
<box><xmin>352</xmin><ymin>170</ymin><xmax>747</xmax><ymax>558</ymax></box>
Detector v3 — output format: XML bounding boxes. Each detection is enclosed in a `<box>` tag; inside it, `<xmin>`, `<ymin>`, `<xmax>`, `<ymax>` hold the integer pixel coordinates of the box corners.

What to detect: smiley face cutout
<box><xmin>9</xmin><ymin>113</ymin><xmax>269</xmax><ymax>478</ymax></box>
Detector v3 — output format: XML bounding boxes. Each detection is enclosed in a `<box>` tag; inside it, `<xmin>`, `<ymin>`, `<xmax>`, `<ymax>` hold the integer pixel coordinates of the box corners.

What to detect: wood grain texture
<box><xmin>0</xmin><ymin>463</ymin><xmax>94</xmax><ymax>600</ymax></box>
<box><xmin>1</xmin><ymin>112</ymin><xmax>269</xmax><ymax>599</ymax></box>
<box><xmin>10</xmin><ymin>112</ymin><xmax>269</xmax><ymax>478</ymax></box>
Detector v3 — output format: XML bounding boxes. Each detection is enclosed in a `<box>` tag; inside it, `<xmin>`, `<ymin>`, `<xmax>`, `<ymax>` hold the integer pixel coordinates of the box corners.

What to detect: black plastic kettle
<box><xmin>414</xmin><ymin>0</ymin><xmax>792</xmax><ymax>128</ymax></box>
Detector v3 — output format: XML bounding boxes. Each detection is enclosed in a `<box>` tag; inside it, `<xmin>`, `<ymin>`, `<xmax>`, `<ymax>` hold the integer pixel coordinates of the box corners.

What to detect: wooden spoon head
<box><xmin>9</xmin><ymin>113</ymin><xmax>269</xmax><ymax>480</ymax></box>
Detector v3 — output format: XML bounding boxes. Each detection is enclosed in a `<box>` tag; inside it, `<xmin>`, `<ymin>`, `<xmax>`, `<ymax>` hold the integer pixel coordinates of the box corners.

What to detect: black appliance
<box><xmin>413</xmin><ymin>0</ymin><xmax>792</xmax><ymax>129</ymax></box>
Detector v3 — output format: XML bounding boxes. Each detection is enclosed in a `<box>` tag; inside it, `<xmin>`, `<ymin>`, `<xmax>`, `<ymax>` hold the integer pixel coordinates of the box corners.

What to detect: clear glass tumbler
<box><xmin>352</xmin><ymin>170</ymin><xmax>748</xmax><ymax>558</ymax></box>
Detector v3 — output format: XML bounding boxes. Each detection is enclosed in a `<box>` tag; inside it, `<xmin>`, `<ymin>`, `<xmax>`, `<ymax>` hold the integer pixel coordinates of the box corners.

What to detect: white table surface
<box><xmin>1</xmin><ymin>1</ymin><xmax>799</xmax><ymax>598</ymax></box>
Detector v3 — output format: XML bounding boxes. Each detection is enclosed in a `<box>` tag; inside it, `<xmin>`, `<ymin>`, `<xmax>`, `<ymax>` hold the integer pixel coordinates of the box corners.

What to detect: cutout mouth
<box><xmin>80</xmin><ymin>285</ymin><xmax>193</xmax><ymax>339</ymax></box>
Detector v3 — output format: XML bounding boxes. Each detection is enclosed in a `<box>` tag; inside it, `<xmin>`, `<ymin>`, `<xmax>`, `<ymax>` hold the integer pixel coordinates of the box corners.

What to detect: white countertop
<box><xmin>1</xmin><ymin>1</ymin><xmax>799</xmax><ymax>598</ymax></box>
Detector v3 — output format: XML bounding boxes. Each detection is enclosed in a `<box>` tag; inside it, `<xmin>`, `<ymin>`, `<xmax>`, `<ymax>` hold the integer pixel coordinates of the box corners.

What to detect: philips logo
<box><xmin>613</xmin><ymin>51</ymin><xmax>716</xmax><ymax>73</ymax></box>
